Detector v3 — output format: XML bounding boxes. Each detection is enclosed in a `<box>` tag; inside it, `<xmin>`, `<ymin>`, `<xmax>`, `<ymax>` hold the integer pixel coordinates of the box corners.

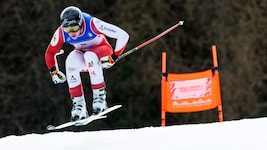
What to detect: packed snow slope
<box><xmin>0</xmin><ymin>117</ymin><xmax>267</xmax><ymax>150</ymax></box>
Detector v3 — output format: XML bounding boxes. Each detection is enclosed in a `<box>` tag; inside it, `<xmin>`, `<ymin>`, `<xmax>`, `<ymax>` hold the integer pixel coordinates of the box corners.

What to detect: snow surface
<box><xmin>0</xmin><ymin>117</ymin><xmax>267</xmax><ymax>150</ymax></box>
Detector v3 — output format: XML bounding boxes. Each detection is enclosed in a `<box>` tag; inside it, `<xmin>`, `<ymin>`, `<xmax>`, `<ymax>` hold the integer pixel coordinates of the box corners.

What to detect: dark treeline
<box><xmin>1</xmin><ymin>0</ymin><xmax>267</xmax><ymax>137</ymax></box>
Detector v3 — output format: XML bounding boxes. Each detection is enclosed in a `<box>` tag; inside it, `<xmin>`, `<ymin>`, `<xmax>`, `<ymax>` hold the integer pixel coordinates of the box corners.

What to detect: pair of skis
<box><xmin>47</xmin><ymin>105</ymin><xmax>122</xmax><ymax>131</ymax></box>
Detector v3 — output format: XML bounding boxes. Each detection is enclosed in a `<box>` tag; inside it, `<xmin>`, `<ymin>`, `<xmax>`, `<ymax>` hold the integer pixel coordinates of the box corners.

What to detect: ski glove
<box><xmin>100</xmin><ymin>54</ymin><xmax>117</xmax><ymax>69</ymax></box>
<box><xmin>49</xmin><ymin>67</ymin><xmax>66</xmax><ymax>84</ymax></box>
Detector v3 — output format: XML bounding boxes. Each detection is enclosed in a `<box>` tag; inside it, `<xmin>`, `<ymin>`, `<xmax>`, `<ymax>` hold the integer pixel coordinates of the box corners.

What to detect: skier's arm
<box><xmin>45</xmin><ymin>28</ymin><xmax>64</xmax><ymax>69</ymax></box>
<box><xmin>91</xmin><ymin>18</ymin><xmax>129</xmax><ymax>58</ymax></box>
<box><xmin>45</xmin><ymin>28</ymin><xmax>66</xmax><ymax>84</ymax></box>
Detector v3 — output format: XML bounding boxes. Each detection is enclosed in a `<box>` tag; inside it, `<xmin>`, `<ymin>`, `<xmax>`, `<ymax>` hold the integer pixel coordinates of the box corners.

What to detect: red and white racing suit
<box><xmin>45</xmin><ymin>12</ymin><xmax>129</xmax><ymax>98</ymax></box>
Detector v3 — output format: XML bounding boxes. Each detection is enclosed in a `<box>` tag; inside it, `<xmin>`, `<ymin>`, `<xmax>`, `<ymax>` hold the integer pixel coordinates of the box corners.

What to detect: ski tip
<box><xmin>111</xmin><ymin>105</ymin><xmax>122</xmax><ymax>110</ymax></box>
<box><xmin>47</xmin><ymin>125</ymin><xmax>56</xmax><ymax>131</ymax></box>
<box><xmin>99</xmin><ymin>115</ymin><xmax>107</xmax><ymax>119</ymax></box>
<box><xmin>115</xmin><ymin>105</ymin><xmax>122</xmax><ymax>108</ymax></box>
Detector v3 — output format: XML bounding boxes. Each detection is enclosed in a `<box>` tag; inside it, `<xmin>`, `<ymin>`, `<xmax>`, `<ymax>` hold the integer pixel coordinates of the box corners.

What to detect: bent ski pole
<box><xmin>116</xmin><ymin>20</ymin><xmax>184</xmax><ymax>62</ymax></box>
<box><xmin>55</xmin><ymin>49</ymin><xmax>64</xmax><ymax>70</ymax></box>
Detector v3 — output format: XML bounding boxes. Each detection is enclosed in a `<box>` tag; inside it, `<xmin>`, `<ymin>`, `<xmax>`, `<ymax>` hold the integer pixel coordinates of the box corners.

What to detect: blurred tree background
<box><xmin>1</xmin><ymin>0</ymin><xmax>267</xmax><ymax>137</ymax></box>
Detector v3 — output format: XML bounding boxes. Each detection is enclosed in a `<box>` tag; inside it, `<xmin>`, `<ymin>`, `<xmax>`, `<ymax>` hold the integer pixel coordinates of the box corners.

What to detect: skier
<box><xmin>45</xmin><ymin>6</ymin><xmax>129</xmax><ymax>121</ymax></box>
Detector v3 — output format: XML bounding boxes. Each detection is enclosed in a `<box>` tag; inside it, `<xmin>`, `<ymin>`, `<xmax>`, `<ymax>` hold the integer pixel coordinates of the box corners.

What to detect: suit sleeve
<box><xmin>91</xmin><ymin>18</ymin><xmax>129</xmax><ymax>56</ymax></box>
<box><xmin>45</xmin><ymin>27</ymin><xmax>64</xmax><ymax>70</ymax></box>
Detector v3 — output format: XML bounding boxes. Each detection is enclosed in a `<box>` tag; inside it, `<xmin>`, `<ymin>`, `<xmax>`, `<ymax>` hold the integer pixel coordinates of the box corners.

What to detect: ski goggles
<box><xmin>63</xmin><ymin>25</ymin><xmax>80</xmax><ymax>33</ymax></box>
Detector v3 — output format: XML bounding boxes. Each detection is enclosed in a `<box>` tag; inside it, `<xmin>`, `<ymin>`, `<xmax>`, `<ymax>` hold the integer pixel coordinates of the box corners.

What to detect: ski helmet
<box><xmin>60</xmin><ymin>6</ymin><xmax>82</xmax><ymax>27</ymax></box>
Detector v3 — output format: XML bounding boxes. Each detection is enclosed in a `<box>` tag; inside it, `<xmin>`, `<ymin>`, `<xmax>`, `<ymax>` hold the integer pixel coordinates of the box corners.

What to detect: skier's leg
<box><xmin>84</xmin><ymin>51</ymin><xmax>108</xmax><ymax>114</ymax></box>
<box><xmin>84</xmin><ymin>38</ymin><xmax>113</xmax><ymax>114</ymax></box>
<box><xmin>66</xmin><ymin>50</ymin><xmax>88</xmax><ymax>121</ymax></box>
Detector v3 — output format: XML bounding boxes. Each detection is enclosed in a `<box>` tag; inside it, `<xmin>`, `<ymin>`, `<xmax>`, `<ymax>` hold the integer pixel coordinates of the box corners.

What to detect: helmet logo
<box><xmin>62</xmin><ymin>19</ymin><xmax>79</xmax><ymax>26</ymax></box>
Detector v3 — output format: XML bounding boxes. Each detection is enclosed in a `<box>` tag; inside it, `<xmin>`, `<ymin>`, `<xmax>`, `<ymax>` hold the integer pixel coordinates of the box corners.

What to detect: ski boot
<box><xmin>92</xmin><ymin>88</ymin><xmax>107</xmax><ymax>115</ymax></box>
<box><xmin>71</xmin><ymin>95</ymin><xmax>88</xmax><ymax>121</ymax></box>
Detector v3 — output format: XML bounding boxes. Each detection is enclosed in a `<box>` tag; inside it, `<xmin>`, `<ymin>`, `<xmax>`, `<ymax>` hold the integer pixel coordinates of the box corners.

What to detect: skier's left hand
<box><xmin>100</xmin><ymin>54</ymin><xmax>117</xmax><ymax>69</ymax></box>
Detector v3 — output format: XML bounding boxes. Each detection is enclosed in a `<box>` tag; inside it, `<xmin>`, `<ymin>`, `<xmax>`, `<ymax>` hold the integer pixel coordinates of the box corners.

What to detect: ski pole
<box><xmin>55</xmin><ymin>49</ymin><xmax>64</xmax><ymax>70</ymax></box>
<box><xmin>116</xmin><ymin>20</ymin><xmax>184</xmax><ymax>62</ymax></box>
